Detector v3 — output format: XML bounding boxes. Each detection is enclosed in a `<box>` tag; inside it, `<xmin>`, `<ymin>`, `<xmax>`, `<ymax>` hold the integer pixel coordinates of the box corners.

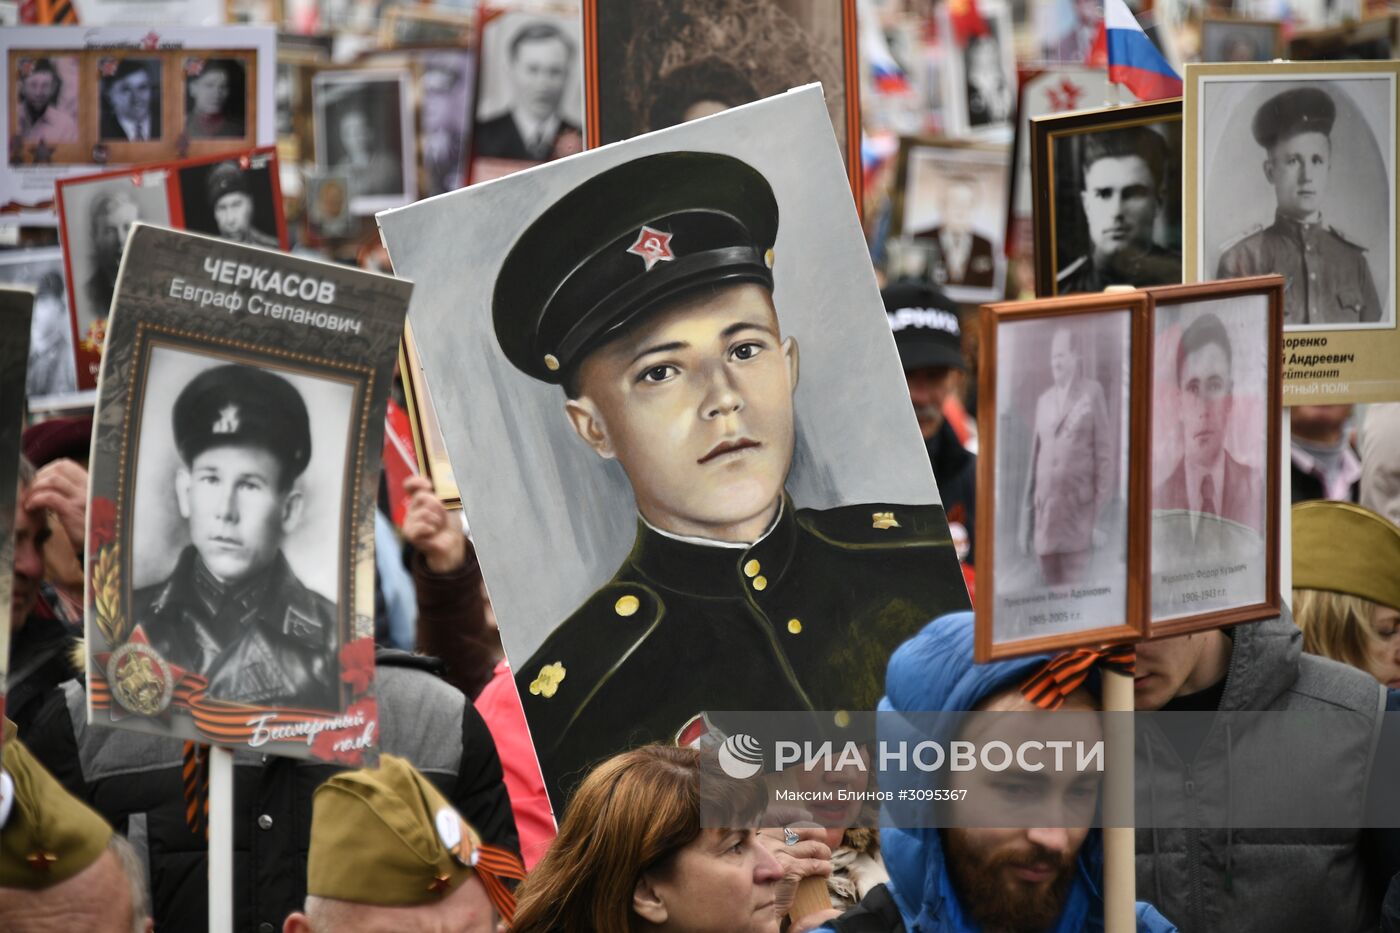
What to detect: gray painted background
<box><xmin>379</xmin><ymin>86</ymin><xmax>944</xmax><ymax>662</ymax></box>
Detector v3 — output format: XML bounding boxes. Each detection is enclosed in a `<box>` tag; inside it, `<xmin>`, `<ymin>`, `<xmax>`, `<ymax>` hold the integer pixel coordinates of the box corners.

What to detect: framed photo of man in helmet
<box><xmin>380</xmin><ymin>86</ymin><xmax>971</xmax><ymax>807</ymax></box>
<box><xmin>1184</xmin><ymin>60</ymin><xmax>1400</xmax><ymax>404</ymax></box>
<box><xmin>83</xmin><ymin>224</ymin><xmax>411</xmax><ymax>763</ymax></box>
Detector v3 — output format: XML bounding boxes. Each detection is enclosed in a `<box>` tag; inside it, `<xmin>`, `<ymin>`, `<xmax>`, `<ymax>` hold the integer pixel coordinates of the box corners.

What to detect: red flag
<box><xmin>382</xmin><ymin>398</ymin><xmax>419</xmax><ymax>527</ymax></box>
<box><xmin>947</xmin><ymin>0</ymin><xmax>989</xmax><ymax>46</ymax></box>
<box><xmin>1086</xmin><ymin>21</ymin><xmax>1108</xmax><ymax>67</ymax></box>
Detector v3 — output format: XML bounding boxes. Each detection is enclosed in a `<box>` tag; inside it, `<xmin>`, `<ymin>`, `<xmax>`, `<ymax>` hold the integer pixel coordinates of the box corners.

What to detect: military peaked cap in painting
<box><xmin>492</xmin><ymin>150</ymin><xmax>781</xmax><ymax>385</ymax></box>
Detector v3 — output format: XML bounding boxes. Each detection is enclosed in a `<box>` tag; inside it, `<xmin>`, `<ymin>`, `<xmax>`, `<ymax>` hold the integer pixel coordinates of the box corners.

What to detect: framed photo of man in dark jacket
<box><xmin>83</xmin><ymin>224</ymin><xmax>412</xmax><ymax>764</ymax></box>
<box><xmin>1184</xmin><ymin>60</ymin><xmax>1400</xmax><ymax>405</ymax></box>
<box><xmin>976</xmin><ymin>290</ymin><xmax>1149</xmax><ymax>661</ymax></box>
<box><xmin>1145</xmin><ymin>275</ymin><xmax>1283</xmax><ymax>637</ymax></box>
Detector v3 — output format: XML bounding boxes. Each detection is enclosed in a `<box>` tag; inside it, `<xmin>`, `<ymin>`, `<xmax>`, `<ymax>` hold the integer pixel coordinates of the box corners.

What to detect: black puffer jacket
<box><xmin>24</xmin><ymin>650</ymin><xmax>519</xmax><ymax>933</ymax></box>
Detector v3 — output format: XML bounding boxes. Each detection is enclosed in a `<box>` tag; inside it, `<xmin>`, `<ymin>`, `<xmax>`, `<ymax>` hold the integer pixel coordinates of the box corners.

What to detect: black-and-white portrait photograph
<box><xmin>0</xmin><ymin>248</ymin><xmax>76</xmax><ymax>400</ymax></box>
<box><xmin>1150</xmin><ymin>287</ymin><xmax>1273</xmax><ymax>623</ymax></box>
<box><xmin>990</xmin><ymin>309</ymin><xmax>1133</xmax><ymax>645</ymax></box>
<box><xmin>1200</xmin><ymin>18</ymin><xmax>1282</xmax><ymax>62</ymax></box>
<box><xmin>1035</xmin><ymin>102</ymin><xmax>1183</xmax><ymax>296</ymax></box>
<box><xmin>184</xmin><ymin>56</ymin><xmax>249</xmax><ymax>140</ymax></box>
<box><xmin>98</xmin><ymin>57</ymin><xmax>162</xmax><ymax>142</ymax></box>
<box><xmin>13</xmin><ymin>55</ymin><xmax>78</xmax><ymax>146</ymax></box>
<box><xmin>418</xmin><ymin>50</ymin><xmax>474</xmax><ymax>198</ymax></box>
<box><xmin>176</xmin><ymin>155</ymin><xmax>281</xmax><ymax>249</ymax></box>
<box><xmin>941</xmin><ymin>0</ymin><xmax>1016</xmax><ymax>135</ymax></box>
<box><xmin>1195</xmin><ymin>69</ymin><xmax>1395</xmax><ymax>329</ymax></box>
<box><xmin>473</xmin><ymin>10</ymin><xmax>582</xmax><ymax>174</ymax></box>
<box><xmin>897</xmin><ymin>139</ymin><xmax>1009</xmax><ymax>302</ymax></box>
<box><xmin>57</xmin><ymin>173</ymin><xmax>171</xmax><ymax>355</ymax></box>
<box><xmin>305</xmin><ymin>170</ymin><xmax>353</xmax><ymax>240</ymax></box>
<box><xmin>312</xmin><ymin>69</ymin><xmax>414</xmax><ymax>214</ymax></box>
<box><xmin>590</xmin><ymin>0</ymin><xmax>854</xmax><ymax>167</ymax></box>
<box><xmin>130</xmin><ymin>345</ymin><xmax>354</xmax><ymax>708</ymax></box>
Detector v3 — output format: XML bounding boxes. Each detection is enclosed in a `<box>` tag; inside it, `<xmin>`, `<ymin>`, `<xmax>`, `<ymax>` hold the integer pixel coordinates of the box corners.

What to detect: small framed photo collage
<box><xmin>976</xmin><ymin>276</ymin><xmax>1283</xmax><ymax>661</ymax></box>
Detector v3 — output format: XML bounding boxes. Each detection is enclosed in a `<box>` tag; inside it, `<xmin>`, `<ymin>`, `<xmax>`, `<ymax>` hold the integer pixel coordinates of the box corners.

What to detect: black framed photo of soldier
<box><xmin>1184</xmin><ymin>61</ymin><xmax>1400</xmax><ymax>404</ymax></box>
<box><xmin>1144</xmin><ymin>275</ymin><xmax>1283</xmax><ymax>637</ymax></box>
<box><xmin>0</xmin><ymin>289</ymin><xmax>31</xmax><ymax>732</ymax></box>
<box><xmin>0</xmin><ymin>247</ymin><xmax>77</xmax><ymax>402</ymax></box>
<box><xmin>174</xmin><ymin>148</ymin><xmax>286</xmax><ymax>249</ymax></box>
<box><xmin>582</xmin><ymin>0</ymin><xmax>863</xmax><ymax>208</ymax></box>
<box><xmin>938</xmin><ymin>0</ymin><xmax>1016</xmax><ymax>137</ymax></box>
<box><xmin>469</xmin><ymin>8</ymin><xmax>583</xmax><ymax>183</ymax></box>
<box><xmin>1199</xmin><ymin>16</ymin><xmax>1283</xmax><ymax>63</ymax></box>
<box><xmin>379</xmin><ymin>86</ymin><xmax>971</xmax><ymax>807</ymax></box>
<box><xmin>891</xmin><ymin>136</ymin><xmax>1009</xmax><ymax>303</ymax></box>
<box><xmin>975</xmin><ymin>291</ymin><xmax>1149</xmax><ymax>662</ymax></box>
<box><xmin>312</xmin><ymin>68</ymin><xmax>416</xmax><ymax>215</ymax></box>
<box><xmin>1031</xmin><ymin>98</ymin><xmax>1184</xmax><ymax>298</ymax></box>
<box><xmin>84</xmin><ymin>224</ymin><xmax>412</xmax><ymax>763</ymax></box>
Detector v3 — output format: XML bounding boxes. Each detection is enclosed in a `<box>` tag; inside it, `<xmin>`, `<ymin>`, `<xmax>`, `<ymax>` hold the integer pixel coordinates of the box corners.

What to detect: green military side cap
<box><xmin>172</xmin><ymin>363</ymin><xmax>312</xmax><ymax>481</ymax></box>
<box><xmin>307</xmin><ymin>754</ymin><xmax>484</xmax><ymax>906</ymax></box>
<box><xmin>1293</xmin><ymin>501</ymin><xmax>1400</xmax><ymax>611</ymax></box>
<box><xmin>0</xmin><ymin>720</ymin><xmax>113</xmax><ymax>889</ymax></box>
<box><xmin>493</xmin><ymin>150</ymin><xmax>780</xmax><ymax>385</ymax></box>
<box><xmin>1252</xmin><ymin>87</ymin><xmax>1335</xmax><ymax>148</ymax></box>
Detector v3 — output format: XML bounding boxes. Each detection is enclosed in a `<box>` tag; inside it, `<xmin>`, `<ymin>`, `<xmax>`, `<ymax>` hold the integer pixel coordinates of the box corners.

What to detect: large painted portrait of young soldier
<box><xmin>379</xmin><ymin>87</ymin><xmax>970</xmax><ymax>806</ymax></box>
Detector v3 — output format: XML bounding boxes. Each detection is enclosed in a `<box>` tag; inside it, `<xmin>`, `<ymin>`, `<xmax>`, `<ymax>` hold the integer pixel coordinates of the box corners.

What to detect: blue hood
<box><xmin>869</xmin><ymin>613</ymin><xmax>1173</xmax><ymax>933</ymax></box>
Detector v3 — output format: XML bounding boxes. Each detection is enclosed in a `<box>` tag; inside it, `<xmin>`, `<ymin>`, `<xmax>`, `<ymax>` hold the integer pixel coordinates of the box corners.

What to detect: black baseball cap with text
<box><xmin>881</xmin><ymin>280</ymin><xmax>965</xmax><ymax>373</ymax></box>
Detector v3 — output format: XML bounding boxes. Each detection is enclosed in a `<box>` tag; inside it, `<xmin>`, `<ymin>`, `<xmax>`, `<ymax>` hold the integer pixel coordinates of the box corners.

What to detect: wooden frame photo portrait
<box><xmin>582</xmin><ymin>0</ymin><xmax>863</xmax><ymax>210</ymax></box>
<box><xmin>891</xmin><ymin>135</ymin><xmax>1010</xmax><ymax>304</ymax></box>
<box><xmin>1144</xmin><ymin>275</ymin><xmax>1283</xmax><ymax>639</ymax></box>
<box><xmin>1200</xmin><ymin>15</ymin><xmax>1285</xmax><ymax>63</ymax></box>
<box><xmin>975</xmin><ymin>291</ymin><xmax>1149</xmax><ymax>662</ymax></box>
<box><xmin>1030</xmin><ymin>97</ymin><xmax>1183</xmax><ymax>299</ymax></box>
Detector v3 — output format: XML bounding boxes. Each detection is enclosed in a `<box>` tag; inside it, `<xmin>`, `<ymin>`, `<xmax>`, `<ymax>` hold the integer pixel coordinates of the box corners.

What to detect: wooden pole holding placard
<box><xmin>1101</xmin><ymin>668</ymin><xmax>1135</xmax><ymax>932</ymax></box>
<box><xmin>789</xmin><ymin>874</ymin><xmax>832</xmax><ymax>926</ymax></box>
<box><xmin>209</xmin><ymin>746</ymin><xmax>234</xmax><ymax>933</ymax></box>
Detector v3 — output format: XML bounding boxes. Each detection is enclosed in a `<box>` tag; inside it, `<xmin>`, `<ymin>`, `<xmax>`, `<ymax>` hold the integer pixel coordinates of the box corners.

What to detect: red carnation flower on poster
<box><xmin>90</xmin><ymin>497</ymin><xmax>117</xmax><ymax>550</ymax></box>
<box><xmin>340</xmin><ymin>637</ymin><xmax>375</xmax><ymax>696</ymax></box>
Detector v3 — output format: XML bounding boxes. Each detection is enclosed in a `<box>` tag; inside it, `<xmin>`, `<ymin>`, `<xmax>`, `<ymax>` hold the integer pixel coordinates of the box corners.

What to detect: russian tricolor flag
<box><xmin>1102</xmin><ymin>0</ymin><xmax>1181</xmax><ymax>101</ymax></box>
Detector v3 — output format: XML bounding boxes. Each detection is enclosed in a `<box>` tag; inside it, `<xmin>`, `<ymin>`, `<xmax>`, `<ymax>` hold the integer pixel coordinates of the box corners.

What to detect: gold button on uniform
<box><xmin>753</xmin><ymin>576</ymin><xmax>767</xmax><ymax>591</ymax></box>
<box><xmin>743</xmin><ymin>559</ymin><xmax>760</xmax><ymax>578</ymax></box>
<box><xmin>543</xmin><ymin>354</ymin><xmax>561</xmax><ymax>371</ymax></box>
<box><xmin>614</xmin><ymin>595</ymin><xmax>640</xmax><ymax>617</ymax></box>
<box><xmin>787</xmin><ymin>618</ymin><xmax>802</xmax><ymax>634</ymax></box>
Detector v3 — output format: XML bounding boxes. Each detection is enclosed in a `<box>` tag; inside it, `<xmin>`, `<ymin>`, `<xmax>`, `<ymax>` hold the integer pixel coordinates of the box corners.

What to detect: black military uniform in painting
<box><xmin>493</xmin><ymin>151</ymin><xmax>970</xmax><ymax>805</ymax></box>
<box><xmin>135</xmin><ymin>363</ymin><xmax>339</xmax><ymax>709</ymax></box>
<box><xmin>1216</xmin><ymin>86</ymin><xmax>1382</xmax><ymax>325</ymax></box>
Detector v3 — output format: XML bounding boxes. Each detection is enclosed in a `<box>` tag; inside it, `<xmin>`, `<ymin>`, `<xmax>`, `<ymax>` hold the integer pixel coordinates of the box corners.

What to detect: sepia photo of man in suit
<box><xmin>1153</xmin><ymin>312</ymin><xmax>1263</xmax><ymax>537</ymax></box>
<box><xmin>475</xmin><ymin>21</ymin><xmax>579</xmax><ymax>162</ymax></box>
<box><xmin>914</xmin><ymin>175</ymin><xmax>996</xmax><ymax>289</ymax></box>
<box><xmin>1020</xmin><ymin>326</ymin><xmax>1114</xmax><ymax>585</ymax></box>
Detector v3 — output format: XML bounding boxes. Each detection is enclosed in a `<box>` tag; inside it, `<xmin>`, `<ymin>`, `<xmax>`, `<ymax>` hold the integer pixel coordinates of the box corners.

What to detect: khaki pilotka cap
<box><xmin>0</xmin><ymin>720</ymin><xmax>113</xmax><ymax>889</ymax></box>
<box><xmin>1293</xmin><ymin>501</ymin><xmax>1400</xmax><ymax>611</ymax></box>
<box><xmin>307</xmin><ymin>754</ymin><xmax>524</xmax><ymax>918</ymax></box>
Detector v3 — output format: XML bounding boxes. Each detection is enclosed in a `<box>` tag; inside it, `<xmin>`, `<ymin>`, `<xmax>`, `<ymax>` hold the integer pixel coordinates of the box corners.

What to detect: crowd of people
<box><xmin>3</xmin><ymin>1</ymin><xmax>1400</xmax><ymax>932</ymax></box>
<box><xmin>1</xmin><ymin>269</ymin><xmax>1398</xmax><ymax>932</ymax></box>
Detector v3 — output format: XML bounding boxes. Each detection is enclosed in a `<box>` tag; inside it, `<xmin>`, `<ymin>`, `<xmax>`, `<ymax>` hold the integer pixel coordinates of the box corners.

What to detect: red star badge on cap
<box><xmin>626</xmin><ymin>226</ymin><xmax>675</xmax><ymax>272</ymax></box>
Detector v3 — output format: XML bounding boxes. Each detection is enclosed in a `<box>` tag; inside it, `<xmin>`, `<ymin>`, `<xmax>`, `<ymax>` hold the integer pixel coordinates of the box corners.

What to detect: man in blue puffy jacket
<box><xmin>820</xmin><ymin>612</ymin><xmax>1176</xmax><ymax>932</ymax></box>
